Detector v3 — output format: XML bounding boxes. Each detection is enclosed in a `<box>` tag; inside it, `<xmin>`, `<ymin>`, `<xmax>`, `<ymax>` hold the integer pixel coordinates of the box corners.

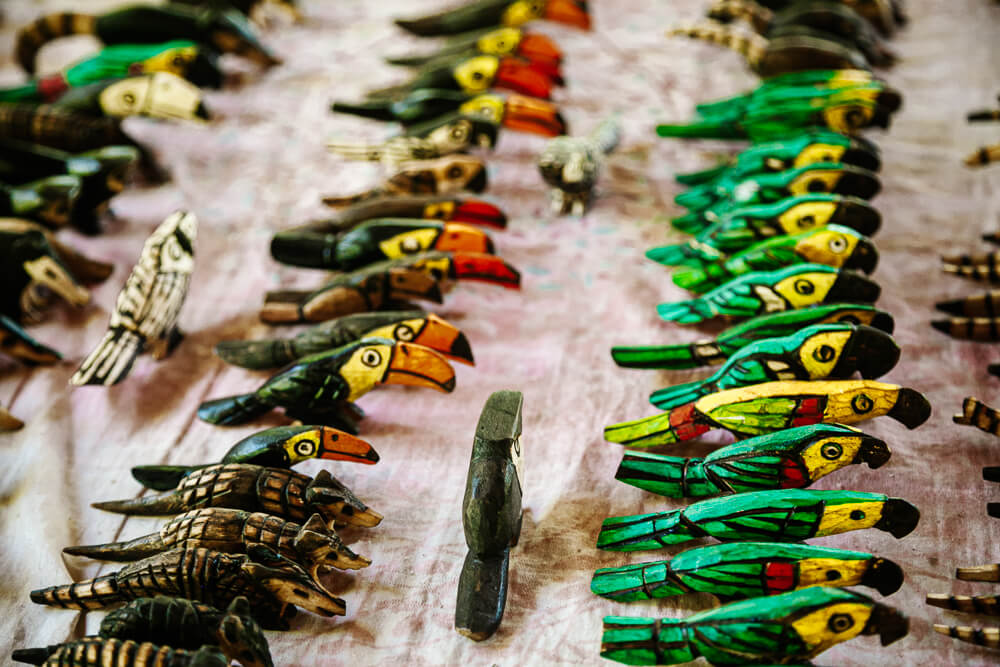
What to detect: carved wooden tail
<box><xmin>610</xmin><ymin>341</ymin><xmax>723</xmax><ymax>370</ymax></box>
<box><xmin>667</xmin><ymin>21</ymin><xmax>768</xmax><ymax>68</ymax></box>
<box><xmin>30</xmin><ymin>573</ymin><xmax>120</xmax><ymax>610</ymax></box>
<box><xmin>926</xmin><ymin>593</ymin><xmax>1000</xmax><ymax>615</ymax></box>
<box><xmin>706</xmin><ymin>0</ymin><xmax>774</xmax><ymax>32</ymax></box>
<box><xmin>214</xmin><ymin>339</ymin><xmax>293</xmax><ymax>370</ymax></box>
<box><xmin>933</xmin><ymin>624</ymin><xmax>1000</xmax><ymax>649</ymax></box>
<box><xmin>953</xmin><ymin>397</ymin><xmax>1000</xmax><ymax>438</ymax></box>
<box><xmin>588</xmin><ymin>116</ymin><xmax>622</xmax><ymax>156</ymax></box>
<box><xmin>63</xmin><ymin>533</ymin><xmax>165</xmax><ymax>561</ymax></box>
<box><xmin>322</xmin><ymin>188</ymin><xmax>382</xmax><ymax>208</ymax></box>
<box><xmin>197</xmin><ymin>392</ymin><xmax>273</xmax><ymax>426</ymax></box>
<box><xmin>92</xmin><ymin>491</ymin><xmax>186</xmax><ymax>516</ymax></box>
<box><xmin>15</xmin><ymin>13</ymin><xmax>98</xmax><ymax>74</ymax></box>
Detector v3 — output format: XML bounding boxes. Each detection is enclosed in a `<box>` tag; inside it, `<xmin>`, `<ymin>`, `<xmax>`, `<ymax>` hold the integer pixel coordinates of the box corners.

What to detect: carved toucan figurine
<box><xmin>322</xmin><ymin>156</ymin><xmax>488</xmax><ymax>208</ymax></box>
<box><xmin>0</xmin><ymin>41</ymin><xmax>222</xmax><ymax>105</ymax></box>
<box><xmin>0</xmin><ymin>176</ymin><xmax>82</xmax><ymax>230</ymax></box>
<box><xmin>366</xmin><ymin>55</ymin><xmax>558</xmax><ymax>102</ymax></box>
<box><xmin>216</xmin><ymin>311</ymin><xmax>474</xmax><ymax>370</ymax></box>
<box><xmin>387</xmin><ymin>26</ymin><xmax>562</xmax><ymax>81</ymax></box>
<box><xmin>14</xmin><ymin>4</ymin><xmax>279</xmax><ymax>75</ymax></box>
<box><xmin>131</xmin><ymin>424</ymin><xmax>380</xmax><ymax>491</ymax></box>
<box><xmin>51</xmin><ymin>73</ymin><xmax>211</xmax><ymax>122</ymax></box>
<box><xmin>197</xmin><ymin>337</ymin><xmax>457</xmax><ymax>431</ymax></box>
<box><xmin>648</xmin><ymin>323</ymin><xmax>898</xmax><ymax>410</ymax></box>
<box><xmin>0</xmin><ymin>314</ymin><xmax>61</xmax><ymax>366</ymax></box>
<box><xmin>327</xmin><ymin>114</ymin><xmax>499</xmax><ymax>165</ymax></box>
<box><xmin>611</xmin><ymin>302</ymin><xmax>893</xmax><ymax>370</ymax></box>
<box><xmin>752</xmin><ymin>0</ymin><xmax>906</xmax><ymax>36</ymax></box>
<box><xmin>333</xmin><ymin>90</ymin><xmax>566</xmax><ymax>138</ymax></box>
<box><xmin>603</xmin><ymin>380</ymin><xmax>931</xmax><ymax>449</ymax></box>
<box><xmin>270</xmin><ymin>218</ymin><xmax>494</xmax><ymax>271</ymax></box>
<box><xmin>394</xmin><ymin>0</ymin><xmax>591</xmax><ymax>37</ymax></box>
<box><xmin>376</xmin><ymin>251</ymin><xmax>522</xmax><ymax>289</ymax></box>
<box><xmin>0</xmin><ymin>227</ymin><xmax>91</xmax><ymax>323</ymax></box>
<box><xmin>0</xmin><ymin>218</ymin><xmax>113</xmax><ymax>284</ymax></box>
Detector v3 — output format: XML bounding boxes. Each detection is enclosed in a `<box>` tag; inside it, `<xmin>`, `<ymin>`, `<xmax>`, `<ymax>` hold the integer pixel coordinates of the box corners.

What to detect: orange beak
<box><xmin>435</xmin><ymin>223</ymin><xmax>495</xmax><ymax>254</ymax></box>
<box><xmin>449</xmin><ymin>252</ymin><xmax>521</xmax><ymax>289</ymax></box>
<box><xmin>495</xmin><ymin>57</ymin><xmax>556</xmax><ymax>99</ymax></box>
<box><xmin>545</xmin><ymin>0</ymin><xmax>591</xmax><ymax>30</ymax></box>
<box><xmin>452</xmin><ymin>199</ymin><xmax>508</xmax><ymax>229</ymax></box>
<box><xmin>516</xmin><ymin>33</ymin><xmax>563</xmax><ymax>81</ymax></box>
<box><xmin>382</xmin><ymin>342</ymin><xmax>457</xmax><ymax>393</ymax></box>
<box><xmin>412</xmin><ymin>314</ymin><xmax>475</xmax><ymax>365</ymax></box>
<box><xmin>503</xmin><ymin>94</ymin><xmax>567</xmax><ymax>137</ymax></box>
<box><xmin>318</xmin><ymin>426</ymin><xmax>380</xmax><ymax>464</ymax></box>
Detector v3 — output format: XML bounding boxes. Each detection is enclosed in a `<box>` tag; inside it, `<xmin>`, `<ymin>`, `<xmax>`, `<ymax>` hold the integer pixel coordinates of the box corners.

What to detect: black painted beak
<box><xmin>873</xmin><ymin>498</ymin><xmax>921</xmax><ymax>538</ymax></box>
<box><xmin>869</xmin><ymin>310</ymin><xmax>895</xmax><ymax>334</ymax></box>
<box><xmin>825</xmin><ymin>270</ymin><xmax>881</xmax><ymax>305</ymax></box>
<box><xmin>887</xmin><ymin>388</ymin><xmax>932</xmax><ymax>429</ymax></box>
<box><xmin>465</xmin><ymin>166</ymin><xmax>489</xmax><ymax>193</ymax></box>
<box><xmin>829</xmin><ymin>198</ymin><xmax>881</xmax><ymax>237</ymax></box>
<box><xmin>834</xmin><ymin>325</ymin><xmax>899</xmax><ymax>380</ymax></box>
<box><xmin>862</xmin><ymin>603</ymin><xmax>910</xmax><ymax>646</ymax></box>
<box><xmin>861</xmin><ymin>557</ymin><xmax>904</xmax><ymax>595</ymax></box>
<box><xmin>846</xmin><ymin>237</ymin><xmax>879</xmax><ymax>275</ymax></box>
<box><xmin>855</xmin><ymin>434</ymin><xmax>892</xmax><ymax>469</ymax></box>
<box><xmin>841</xmin><ymin>143</ymin><xmax>882</xmax><ymax>172</ymax></box>
<box><xmin>832</xmin><ymin>167</ymin><xmax>881</xmax><ymax>200</ymax></box>
<box><xmin>195</xmin><ymin>102</ymin><xmax>212</xmax><ymax>121</ymax></box>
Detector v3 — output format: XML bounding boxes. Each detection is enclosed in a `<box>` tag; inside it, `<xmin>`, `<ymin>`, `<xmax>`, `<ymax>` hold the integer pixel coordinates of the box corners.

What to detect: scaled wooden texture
<box><xmin>1</xmin><ymin>1</ymin><xmax>999</xmax><ymax>666</ymax></box>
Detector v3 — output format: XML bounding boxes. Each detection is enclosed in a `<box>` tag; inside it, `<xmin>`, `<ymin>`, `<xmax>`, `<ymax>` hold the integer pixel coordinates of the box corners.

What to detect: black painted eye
<box><xmin>806</xmin><ymin>178</ymin><xmax>827</xmax><ymax>193</ymax></box>
<box><xmin>820</xmin><ymin>442</ymin><xmax>843</xmax><ymax>460</ymax></box>
<box><xmin>294</xmin><ymin>439</ymin><xmax>317</xmax><ymax>457</ymax></box>
<box><xmin>839</xmin><ymin>314</ymin><xmax>861</xmax><ymax>324</ymax></box>
<box><xmin>799</xmin><ymin>215</ymin><xmax>816</xmax><ymax>227</ymax></box>
<box><xmin>826</xmin><ymin>570</ymin><xmax>842</xmax><ymax>581</ymax></box>
<box><xmin>172</xmin><ymin>55</ymin><xmax>186</xmax><ymax>69</ymax></box>
<box><xmin>828</xmin><ymin>613</ymin><xmax>855</xmax><ymax>633</ymax></box>
<box><xmin>794</xmin><ymin>279</ymin><xmax>815</xmax><ymax>295</ymax></box>
<box><xmin>472</xmin><ymin>71</ymin><xmax>484</xmax><ymax>80</ymax></box>
<box><xmin>122</xmin><ymin>92</ymin><xmax>136</xmax><ymax>106</ymax></box>
<box><xmin>852</xmin><ymin>394</ymin><xmax>874</xmax><ymax>413</ymax></box>
<box><xmin>447</xmin><ymin>166</ymin><xmax>464</xmax><ymax>179</ymax></box>
<box><xmin>361</xmin><ymin>349</ymin><xmax>382</xmax><ymax>367</ymax></box>
<box><xmin>393</xmin><ymin>324</ymin><xmax>415</xmax><ymax>341</ymax></box>
<box><xmin>829</xmin><ymin>236</ymin><xmax>848</xmax><ymax>253</ymax></box>
<box><xmin>846</xmin><ymin>109</ymin><xmax>865</xmax><ymax>128</ymax></box>
<box><xmin>850</xmin><ymin>509</ymin><xmax>866</xmax><ymax>520</ymax></box>
<box><xmin>813</xmin><ymin>344</ymin><xmax>835</xmax><ymax>363</ymax></box>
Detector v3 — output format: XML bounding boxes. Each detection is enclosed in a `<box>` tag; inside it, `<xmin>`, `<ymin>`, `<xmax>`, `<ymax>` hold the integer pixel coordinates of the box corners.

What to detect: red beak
<box><xmin>545</xmin><ymin>0</ymin><xmax>591</xmax><ymax>30</ymax></box>
<box><xmin>503</xmin><ymin>95</ymin><xmax>567</xmax><ymax>137</ymax></box>
<box><xmin>450</xmin><ymin>252</ymin><xmax>521</xmax><ymax>289</ymax></box>
<box><xmin>435</xmin><ymin>223</ymin><xmax>495</xmax><ymax>254</ymax></box>
<box><xmin>495</xmin><ymin>57</ymin><xmax>556</xmax><ymax>99</ymax></box>
<box><xmin>516</xmin><ymin>33</ymin><xmax>564</xmax><ymax>81</ymax></box>
<box><xmin>452</xmin><ymin>199</ymin><xmax>507</xmax><ymax>229</ymax></box>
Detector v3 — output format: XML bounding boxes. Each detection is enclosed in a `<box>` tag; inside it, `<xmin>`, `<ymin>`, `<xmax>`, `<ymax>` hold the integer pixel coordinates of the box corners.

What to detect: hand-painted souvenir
<box><xmin>937</xmin><ymin>291</ymin><xmax>1000</xmax><ymax>317</ymax></box>
<box><xmin>675</xmin><ymin>129</ymin><xmax>881</xmax><ymax>187</ymax></box>
<box><xmin>927</xmin><ymin>593</ymin><xmax>999</xmax><ymax>616</ymax></box>
<box><xmin>601</xmin><ymin>587</ymin><xmax>908</xmax><ymax>666</ymax></box>
<box><xmin>71</xmin><ymin>211</ymin><xmax>196</xmax><ymax>386</ymax></box>
<box><xmin>953</xmin><ymin>397</ymin><xmax>1000</xmax><ymax>438</ymax></box>
<box><xmin>394</xmin><ymin>0</ymin><xmax>590</xmax><ymax>36</ymax></box>
<box><xmin>754</xmin><ymin>0</ymin><xmax>905</xmax><ymax>35</ymax></box>
<box><xmin>54</xmin><ymin>73</ymin><xmax>210</xmax><ymax>122</ymax></box>
<box><xmin>307</xmin><ymin>194</ymin><xmax>506</xmax><ymax>231</ymax></box>
<box><xmin>376</xmin><ymin>250</ymin><xmax>522</xmax><ymax>288</ymax></box>
<box><xmin>13</xmin><ymin>638</ymin><xmax>228</xmax><ymax>667</ymax></box>
<box><xmin>941</xmin><ymin>250</ymin><xmax>1000</xmax><ymax>282</ymax></box>
<box><xmin>30</xmin><ymin>546</ymin><xmax>343</xmax><ymax>630</ymax></box>
<box><xmin>322</xmin><ymin>156</ymin><xmax>488</xmax><ymax>208</ymax></box>
<box><xmin>615</xmin><ymin>423</ymin><xmax>889</xmax><ymax>498</ymax></box>
<box><xmin>328</xmin><ymin>115</ymin><xmax>499</xmax><ymax>165</ymax></box>
<box><xmin>668</xmin><ymin>225</ymin><xmax>878</xmax><ymax>293</ymax></box>
<box><xmin>931</xmin><ymin>317</ymin><xmax>1000</xmax><ymax>341</ymax></box>
<box><xmin>131</xmin><ymin>425</ymin><xmax>379</xmax><ymax>491</ymax></box>
<box><xmin>387</xmin><ymin>26</ymin><xmax>562</xmax><ymax>80</ymax></box>
<box><xmin>65</xmin><ymin>508</ymin><xmax>371</xmax><ymax>574</ymax></box>
<box><xmin>598</xmin><ymin>488</ymin><xmax>919</xmax><ymax>551</ymax></box>
<box><xmin>0</xmin><ymin>41</ymin><xmax>221</xmax><ymax>104</ymax></box>
<box><xmin>269</xmin><ymin>218</ymin><xmax>494</xmax><ymax>270</ymax></box>
<box><xmin>197</xmin><ymin>337</ymin><xmax>455</xmax><ymax>428</ymax></box>
<box><xmin>966</xmin><ymin>144</ymin><xmax>1000</xmax><ymax>167</ymax></box>
<box><xmin>657</xmin><ymin>264</ymin><xmax>880</xmax><ymax>325</ymax></box>
<box><xmin>933</xmin><ymin>625</ymin><xmax>1000</xmax><ymax>650</ymax></box>
<box><xmin>0</xmin><ymin>218</ymin><xmax>113</xmax><ymax>281</ymax></box>
<box><xmin>958</xmin><ymin>563</ymin><xmax>1000</xmax><ymax>582</ymax></box>
<box><xmin>0</xmin><ymin>405</ymin><xmax>24</xmax><ymax>431</ymax></box>
<box><xmin>216</xmin><ymin>311</ymin><xmax>473</xmax><ymax>369</ymax></box>
<box><xmin>0</xmin><ymin>103</ymin><xmax>134</xmax><ymax>154</ymax></box>
<box><xmin>457</xmin><ymin>390</ymin><xmax>524</xmax><ymax>641</ymax></box>
<box><xmin>0</xmin><ymin>227</ymin><xmax>89</xmax><ymax>323</ymax></box>
<box><xmin>259</xmin><ymin>265</ymin><xmax>443</xmax><ymax>325</ymax></box>
<box><xmin>0</xmin><ymin>314</ymin><xmax>61</xmax><ymax>365</ymax></box>
<box><xmin>611</xmin><ymin>302</ymin><xmax>892</xmax><ymax>370</ymax></box>
<box><xmin>13</xmin><ymin>597</ymin><xmax>272</xmax><ymax>667</ymax></box>
<box><xmin>365</xmin><ymin>55</ymin><xmax>556</xmax><ymax>101</ymax></box>
<box><xmin>649</xmin><ymin>323</ymin><xmax>897</xmax><ymax>410</ymax></box>
<box><xmin>592</xmin><ymin>541</ymin><xmax>902</xmax><ymax>603</ymax></box>
<box><xmin>94</xmin><ymin>463</ymin><xmax>381</xmax><ymax>528</ymax></box>
<box><xmin>649</xmin><ymin>194</ymin><xmax>881</xmax><ymax>267</ymax></box>
<box><xmin>172</xmin><ymin>0</ymin><xmax>301</xmax><ymax>24</ymax></box>
<box><xmin>538</xmin><ymin>116</ymin><xmax>621</xmax><ymax>215</ymax></box>
<box><xmin>604</xmin><ymin>380</ymin><xmax>930</xmax><ymax>448</ymax></box>
<box><xmin>670</xmin><ymin>164</ymin><xmax>881</xmax><ymax>235</ymax></box>
<box><xmin>0</xmin><ymin>175</ymin><xmax>81</xmax><ymax>230</ymax></box>
<box><xmin>15</xmin><ymin>5</ymin><xmax>278</xmax><ymax>74</ymax></box>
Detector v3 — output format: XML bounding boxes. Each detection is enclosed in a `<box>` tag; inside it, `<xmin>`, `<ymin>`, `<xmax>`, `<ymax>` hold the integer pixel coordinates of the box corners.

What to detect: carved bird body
<box><xmin>0</xmin><ymin>227</ymin><xmax>90</xmax><ymax>323</ymax></box>
<box><xmin>394</xmin><ymin>0</ymin><xmax>591</xmax><ymax>36</ymax></box>
<box><xmin>538</xmin><ymin>116</ymin><xmax>621</xmax><ymax>215</ymax></box>
<box><xmin>322</xmin><ymin>156</ymin><xmax>488</xmax><ymax>208</ymax></box>
<box><xmin>328</xmin><ymin>115</ymin><xmax>499</xmax><ymax>165</ymax></box>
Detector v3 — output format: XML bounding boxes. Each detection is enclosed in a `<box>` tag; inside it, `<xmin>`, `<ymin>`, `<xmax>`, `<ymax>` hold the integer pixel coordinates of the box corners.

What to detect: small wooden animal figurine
<box><xmin>954</xmin><ymin>397</ymin><xmax>1000</xmax><ymax>438</ymax></box>
<box><xmin>15</xmin><ymin>4</ymin><xmax>279</xmax><ymax>74</ymax></box>
<box><xmin>941</xmin><ymin>250</ymin><xmax>1000</xmax><ymax>282</ymax></box>
<box><xmin>650</xmin><ymin>194</ymin><xmax>881</xmax><ymax>266</ymax></box>
<box><xmin>604</xmin><ymin>380</ymin><xmax>931</xmax><ymax>448</ymax></box>
<box><xmin>64</xmin><ymin>508</ymin><xmax>371</xmax><ymax>574</ymax></box>
<box><xmin>13</xmin><ymin>638</ymin><xmax>228</xmax><ymax>667</ymax></box>
<box><xmin>328</xmin><ymin>115</ymin><xmax>499</xmax><ymax>165</ymax></box>
<box><xmin>0</xmin><ymin>176</ymin><xmax>82</xmax><ymax>230</ymax></box>
<box><xmin>456</xmin><ymin>390</ymin><xmax>523</xmax><ymax>641</ymax></box>
<box><xmin>378</xmin><ymin>250</ymin><xmax>522</xmax><ymax>288</ymax></box>
<box><xmin>649</xmin><ymin>323</ymin><xmax>898</xmax><ymax>410</ymax></box>
<box><xmin>754</xmin><ymin>0</ymin><xmax>905</xmax><ymax>35</ymax></box>
<box><xmin>598</xmin><ymin>488</ymin><xmax>920</xmax><ymax>551</ymax></box>
<box><xmin>0</xmin><ymin>218</ymin><xmax>113</xmax><ymax>282</ymax></box>
<box><xmin>308</xmin><ymin>194</ymin><xmax>506</xmax><ymax>231</ymax></box>
<box><xmin>0</xmin><ymin>228</ymin><xmax>90</xmax><ymax>323</ymax></box>
<box><xmin>670</xmin><ymin>164</ymin><xmax>882</xmax><ymax>235</ymax></box>
<box><xmin>93</xmin><ymin>463</ymin><xmax>382</xmax><ymax>528</ymax></box>
<box><xmin>71</xmin><ymin>211</ymin><xmax>196</xmax><ymax>386</ymax></box>
<box><xmin>615</xmin><ymin>423</ymin><xmax>890</xmax><ymax>498</ymax></box>
<box><xmin>538</xmin><ymin>116</ymin><xmax>621</xmax><ymax>216</ymax></box>
<box><xmin>387</xmin><ymin>27</ymin><xmax>562</xmax><ymax>79</ymax></box>
<box><xmin>55</xmin><ymin>73</ymin><xmax>210</xmax><ymax>122</ymax></box>
<box><xmin>668</xmin><ymin>225</ymin><xmax>878</xmax><ymax>293</ymax></box>
<box><xmin>394</xmin><ymin>0</ymin><xmax>591</xmax><ymax>36</ymax></box>
<box><xmin>365</xmin><ymin>55</ymin><xmax>556</xmax><ymax>101</ymax></box>
<box><xmin>612</xmin><ymin>302</ymin><xmax>893</xmax><ymax>369</ymax></box>
<box><xmin>957</xmin><ymin>563</ymin><xmax>1000</xmax><ymax>582</ymax></box>
<box><xmin>657</xmin><ymin>264</ymin><xmax>880</xmax><ymax>325</ymax></box>
<box><xmin>131</xmin><ymin>424</ymin><xmax>379</xmax><ymax>491</ymax></box>
<box><xmin>197</xmin><ymin>337</ymin><xmax>456</xmax><ymax>428</ymax></box>
<box><xmin>934</xmin><ymin>625</ymin><xmax>1000</xmax><ymax>650</ymax></box>
<box><xmin>216</xmin><ymin>311</ymin><xmax>474</xmax><ymax>370</ymax></box>
<box><xmin>322</xmin><ymin>156</ymin><xmax>488</xmax><ymax>208</ymax></box>
<box><xmin>927</xmin><ymin>592</ymin><xmax>1000</xmax><ymax>616</ymax></box>
<box><xmin>13</xmin><ymin>596</ymin><xmax>273</xmax><ymax>667</ymax></box>
<box><xmin>931</xmin><ymin>317</ymin><xmax>1000</xmax><ymax>341</ymax></box>
<box><xmin>0</xmin><ymin>314</ymin><xmax>61</xmax><ymax>365</ymax></box>
<box><xmin>592</xmin><ymin>541</ymin><xmax>903</xmax><ymax>602</ymax></box>
<box><xmin>31</xmin><ymin>546</ymin><xmax>344</xmax><ymax>630</ymax></box>
<box><xmin>0</xmin><ymin>103</ymin><xmax>135</xmax><ymax>154</ymax></box>
<box><xmin>601</xmin><ymin>587</ymin><xmax>909</xmax><ymax>665</ymax></box>
<box><xmin>937</xmin><ymin>291</ymin><xmax>1000</xmax><ymax>318</ymax></box>
<box><xmin>269</xmin><ymin>218</ymin><xmax>494</xmax><ymax>270</ymax></box>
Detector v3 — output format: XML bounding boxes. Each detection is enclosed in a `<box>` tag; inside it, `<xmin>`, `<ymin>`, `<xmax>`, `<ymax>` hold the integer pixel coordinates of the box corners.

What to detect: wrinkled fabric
<box><xmin>1</xmin><ymin>0</ymin><xmax>999</xmax><ymax>665</ymax></box>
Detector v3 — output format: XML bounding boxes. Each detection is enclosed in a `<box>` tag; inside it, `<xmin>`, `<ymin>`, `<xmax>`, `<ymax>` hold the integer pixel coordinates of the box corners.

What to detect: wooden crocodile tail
<box><xmin>15</xmin><ymin>13</ymin><xmax>97</xmax><ymax>73</ymax></box>
<box><xmin>29</xmin><ymin>573</ymin><xmax>119</xmax><ymax>610</ymax></box>
<box><xmin>92</xmin><ymin>491</ymin><xmax>186</xmax><ymax>515</ymax></box>
<box><xmin>667</xmin><ymin>21</ymin><xmax>768</xmax><ymax>68</ymax></box>
<box><xmin>63</xmin><ymin>533</ymin><xmax>165</xmax><ymax>562</ymax></box>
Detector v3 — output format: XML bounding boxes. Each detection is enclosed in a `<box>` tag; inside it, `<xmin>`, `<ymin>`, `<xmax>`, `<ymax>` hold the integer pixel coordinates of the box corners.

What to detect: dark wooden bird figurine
<box><xmin>0</xmin><ymin>227</ymin><xmax>90</xmax><ymax>323</ymax></box>
<box><xmin>395</xmin><ymin>0</ymin><xmax>591</xmax><ymax>36</ymax></box>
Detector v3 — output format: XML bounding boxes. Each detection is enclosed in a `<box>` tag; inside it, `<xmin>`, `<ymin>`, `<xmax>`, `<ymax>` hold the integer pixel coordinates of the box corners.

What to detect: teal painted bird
<box><xmin>601</xmin><ymin>587</ymin><xmax>909</xmax><ymax>666</ymax></box>
<box><xmin>656</xmin><ymin>264</ymin><xmax>881</xmax><ymax>325</ymax></box>
<box><xmin>597</xmin><ymin>488</ymin><xmax>920</xmax><ymax>552</ymax></box>
<box><xmin>648</xmin><ymin>323</ymin><xmax>899</xmax><ymax>410</ymax></box>
<box><xmin>614</xmin><ymin>423</ymin><xmax>890</xmax><ymax>499</ymax></box>
<box><xmin>394</xmin><ymin>0</ymin><xmax>591</xmax><ymax>36</ymax></box>
<box><xmin>611</xmin><ymin>303</ymin><xmax>894</xmax><ymax>370</ymax></box>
